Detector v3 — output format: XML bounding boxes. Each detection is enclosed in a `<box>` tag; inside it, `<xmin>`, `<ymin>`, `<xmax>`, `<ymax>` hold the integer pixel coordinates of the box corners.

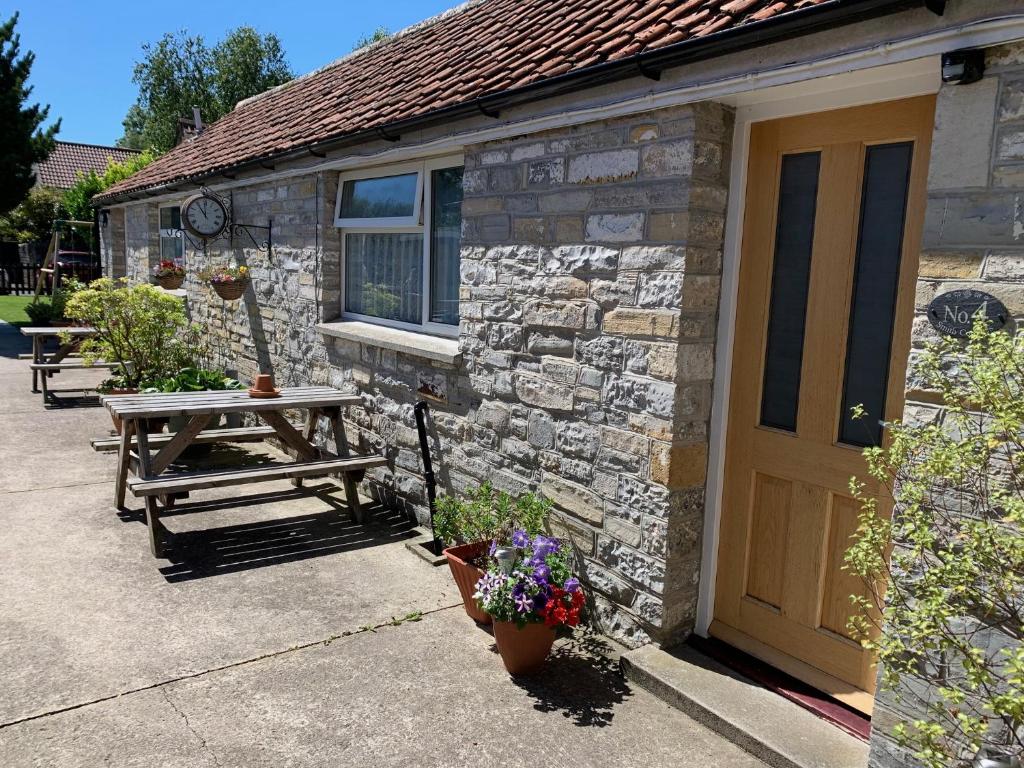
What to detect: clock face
<box><xmin>183</xmin><ymin>194</ymin><xmax>228</xmax><ymax>238</ymax></box>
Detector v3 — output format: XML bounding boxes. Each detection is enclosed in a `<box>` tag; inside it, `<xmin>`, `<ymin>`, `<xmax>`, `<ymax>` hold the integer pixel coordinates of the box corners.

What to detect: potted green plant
<box><xmin>434</xmin><ymin>484</ymin><xmax>549</xmax><ymax>624</ymax></box>
<box><xmin>199</xmin><ymin>264</ymin><xmax>250</xmax><ymax>300</ymax></box>
<box><xmin>152</xmin><ymin>260</ymin><xmax>185</xmax><ymax>290</ymax></box>
<box><xmin>142</xmin><ymin>367</ymin><xmax>243</xmax><ymax>456</ymax></box>
<box><xmin>474</xmin><ymin>531</ymin><xmax>583</xmax><ymax>676</ymax></box>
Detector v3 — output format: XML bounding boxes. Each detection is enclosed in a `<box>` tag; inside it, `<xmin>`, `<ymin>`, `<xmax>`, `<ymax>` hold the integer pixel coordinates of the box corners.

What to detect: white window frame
<box><xmin>336</xmin><ymin>154</ymin><xmax>464</xmax><ymax>338</ymax></box>
<box><xmin>158</xmin><ymin>203</ymin><xmax>183</xmax><ymax>262</ymax></box>
<box><xmin>334</xmin><ymin>161</ymin><xmax>425</xmax><ymax>228</ymax></box>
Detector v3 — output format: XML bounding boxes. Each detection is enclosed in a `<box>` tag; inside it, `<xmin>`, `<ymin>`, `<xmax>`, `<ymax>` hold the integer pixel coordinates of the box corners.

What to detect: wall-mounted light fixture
<box><xmin>941</xmin><ymin>49</ymin><xmax>985</xmax><ymax>85</ymax></box>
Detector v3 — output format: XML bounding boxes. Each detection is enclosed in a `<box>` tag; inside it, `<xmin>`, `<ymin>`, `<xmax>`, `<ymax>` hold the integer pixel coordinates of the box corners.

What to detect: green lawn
<box><xmin>0</xmin><ymin>295</ymin><xmax>35</xmax><ymax>325</ymax></box>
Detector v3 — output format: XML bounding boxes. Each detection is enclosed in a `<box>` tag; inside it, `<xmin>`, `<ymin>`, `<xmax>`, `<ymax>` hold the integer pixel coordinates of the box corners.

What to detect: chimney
<box><xmin>192</xmin><ymin>107</ymin><xmax>204</xmax><ymax>134</ymax></box>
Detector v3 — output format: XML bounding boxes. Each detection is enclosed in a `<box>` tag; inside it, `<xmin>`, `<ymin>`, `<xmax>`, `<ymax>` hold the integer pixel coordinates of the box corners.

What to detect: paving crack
<box><xmin>0</xmin><ymin>602</ymin><xmax>462</xmax><ymax>730</ymax></box>
<box><xmin>160</xmin><ymin>686</ymin><xmax>222</xmax><ymax>767</ymax></box>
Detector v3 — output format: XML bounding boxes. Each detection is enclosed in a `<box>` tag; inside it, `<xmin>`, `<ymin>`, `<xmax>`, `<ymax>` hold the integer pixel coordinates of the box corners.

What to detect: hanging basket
<box><xmin>211</xmin><ymin>278</ymin><xmax>250</xmax><ymax>301</ymax></box>
<box><xmin>156</xmin><ymin>274</ymin><xmax>184</xmax><ymax>291</ymax></box>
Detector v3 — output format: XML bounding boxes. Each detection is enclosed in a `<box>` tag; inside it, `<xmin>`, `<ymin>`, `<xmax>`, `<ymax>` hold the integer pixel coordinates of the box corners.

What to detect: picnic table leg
<box><xmin>327</xmin><ymin>407</ymin><xmax>365</xmax><ymax>524</ymax></box>
<box><xmin>291</xmin><ymin>408</ymin><xmax>320</xmax><ymax>488</ymax></box>
<box><xmin>31</xmin><ymin>336</ymin><xmax>39</xmax><ymax>393</ymax></box>
<box><xmin>115</xmin><ymin>419</ymin><xmax>136</xmax><ymax>508</ymax></box>
<box><xmin>135</xmin><ymin>425</ymin><xmax>168</xmax><ymax>558</ymax></box>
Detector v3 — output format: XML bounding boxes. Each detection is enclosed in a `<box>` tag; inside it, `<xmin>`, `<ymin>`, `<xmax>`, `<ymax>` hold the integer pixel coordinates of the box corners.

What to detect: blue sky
<box><xmin>9</xmin><ymin>0</ymin><xmax>457</xmax><ymax>147</ymax></box>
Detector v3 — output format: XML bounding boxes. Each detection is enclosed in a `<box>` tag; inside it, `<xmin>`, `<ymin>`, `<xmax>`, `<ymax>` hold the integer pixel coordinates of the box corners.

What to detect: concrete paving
<box><xmin>0</xmin><ymin>321</ymin><xmax>766</xmax><ymax>767</ymax></box>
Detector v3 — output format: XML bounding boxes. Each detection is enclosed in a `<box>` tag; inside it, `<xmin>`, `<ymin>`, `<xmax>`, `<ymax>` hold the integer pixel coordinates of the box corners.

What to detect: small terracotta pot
<box><xmin>443</xmin><ymin>541</ymin><xmax>491</xmax><ymax>624</ymax></box>
<box><xmin>492</xmin><ymin>621</ymin><xmax>556</xmax><ymax>676</ymax></box>
<box><xmin>156</xmin><ymin>274</ymin><xmax>184</xmax><ymax>290</ymax></box>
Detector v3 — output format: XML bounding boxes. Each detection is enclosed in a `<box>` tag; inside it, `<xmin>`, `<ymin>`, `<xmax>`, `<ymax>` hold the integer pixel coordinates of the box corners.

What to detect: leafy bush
<box><xmin>434</xmin><ymin>483</ymin><xmax>550</xmax><ymax>548</ymax></box>
<box><xmin>62</xmin><ymin>150</ymin><xmax>155</xmax><ymax>222</ymax></box>
<box><xmin>142</xmin><ymin>367</ymin><xmax>241</xmax><ymax>393</ymax></box>
<box><xmin>0</xmin><ymin>187</ymin><xmax>66</xmax><ymax>243</ymax></box>
<box><xmin>24</xmin><ymin>299</ymin><xmax>55</xmax><ymax>324</ymax></box>
<box><xmin>845</xmin><ymin>318</ymin><xmax>1023</xmax><ymax>767</ymax></box>
<box><xmin>62</xmin><ymin>278</ymin><xmax>192</xmax><ymax>389</ymax></box>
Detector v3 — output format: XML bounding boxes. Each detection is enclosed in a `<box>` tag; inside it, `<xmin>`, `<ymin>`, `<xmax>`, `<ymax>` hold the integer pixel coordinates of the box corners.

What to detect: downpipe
<box><xmin>413</xmin><ymin>401</ymin><xmax>441</xmax><ymax>555</ymax></box>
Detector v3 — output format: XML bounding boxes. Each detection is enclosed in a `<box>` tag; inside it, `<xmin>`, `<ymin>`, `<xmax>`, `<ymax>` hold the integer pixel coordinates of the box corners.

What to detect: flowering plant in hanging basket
<box><xmin>152</xmin><ymin>260</ymin><xmax>185</xmax><ymax>290</ymax></box>
<box><xmin>474</xmin><ymin>532</ymin><xmax>584</xmax><ymax>676</ymax></box>
<box><xmin>199</xmin><ymin>265</ymin><xmax>250</xmax><ymax>300</ymax></box>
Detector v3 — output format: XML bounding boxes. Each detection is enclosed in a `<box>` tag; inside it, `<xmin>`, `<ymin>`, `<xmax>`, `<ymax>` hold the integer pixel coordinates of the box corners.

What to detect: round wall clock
<box><xmin>181</xmin><ymin>192</ymin><xmax>229</xmax><ymax>239</ymax></box>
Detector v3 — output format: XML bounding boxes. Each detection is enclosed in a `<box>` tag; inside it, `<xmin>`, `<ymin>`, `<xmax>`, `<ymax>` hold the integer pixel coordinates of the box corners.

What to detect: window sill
<box><xmin>316</xmin><ymin>320</ymin><xmax>462</xmax><ymax>365</ymax></box>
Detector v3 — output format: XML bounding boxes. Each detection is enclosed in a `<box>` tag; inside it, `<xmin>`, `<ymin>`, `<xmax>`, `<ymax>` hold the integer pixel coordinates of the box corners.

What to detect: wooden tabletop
<box><xmin>21</xmin><ymin>326</ymin><xmax>96</xmax><ymax>337</ymax></box>
<box><xmin>101</xmin><ymin>386</ymin><xmax>361</xmax><ymax>419</ymax></box>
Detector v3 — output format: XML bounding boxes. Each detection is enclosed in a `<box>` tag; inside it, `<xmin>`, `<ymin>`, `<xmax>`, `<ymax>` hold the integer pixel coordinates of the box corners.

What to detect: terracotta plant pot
<box><xmin>492</xmin><ymin>621</ymin><xmax>556</xmax><ymax>676</ymax></box>
<box><xmin>156</xmin><ymin>274</ymin><xmax>184</xmax><ymax>290</ymax></box>
<box><xmin>211</xmin><ymin>279</ymin><xmax>249</xmax><ymax>301</ymax></box>
<box><xmin>443</xmin><ymin>541</ymin><xmax>491</xmax><ymax>625</ymax></box>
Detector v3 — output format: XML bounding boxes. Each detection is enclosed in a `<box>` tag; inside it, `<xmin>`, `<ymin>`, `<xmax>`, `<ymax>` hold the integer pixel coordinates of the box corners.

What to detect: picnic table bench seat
<box><xmin>128</xmin><ymin>454</ymin><xmax>387</xmax><ymax>496</ymax></box>
<box><xmin>90</xmin><ymin>425</ymin><xmax>280</xmax><ymax>452</ymax></box>
<box><xmin>20</xmin><ymin>326</ymin><xmax>102</xmax><ymax>402</ymax></box>
<box><xmin>30</xmin><ymin>361</ymin><xmax>119</xmax><ymax>371</ymax></box>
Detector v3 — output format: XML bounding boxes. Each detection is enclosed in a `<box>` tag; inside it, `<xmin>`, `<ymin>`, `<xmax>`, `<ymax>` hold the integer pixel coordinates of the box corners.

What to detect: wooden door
<box><xmin>710</xmin><ymin>96</ymin><xmax>935</xmax><ymax>715</ymax></box>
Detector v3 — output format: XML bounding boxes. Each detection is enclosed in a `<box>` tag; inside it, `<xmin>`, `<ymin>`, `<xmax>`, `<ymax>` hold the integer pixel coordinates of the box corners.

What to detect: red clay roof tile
<box><xmin>37</xmin><ymin>141</ymin><xmax>141</xmax><ymax>190</ymax></box>
<box><xmin>98</xmin><ymin>0</ymin><xmax>831</xmax><ymax>200</ymax></box>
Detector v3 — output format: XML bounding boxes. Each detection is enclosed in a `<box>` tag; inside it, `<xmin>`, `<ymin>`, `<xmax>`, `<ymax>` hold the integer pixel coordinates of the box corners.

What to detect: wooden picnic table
<box><xmin>101</xmin><ymin>386</ymin><xmax>387</xmax><ymax>558</ymax></box>
<box><xmin>20</xmin><ymin>326</ymin><xmax>109</xmax><ymax>401</ymax></box>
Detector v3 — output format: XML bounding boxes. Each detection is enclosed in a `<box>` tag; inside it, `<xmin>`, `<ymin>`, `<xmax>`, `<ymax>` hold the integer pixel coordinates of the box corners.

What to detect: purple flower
<box><xmin>512</xmin><ymin>529</ymin><xmax>529</xmax><ymax>548</ymax></box>
<box><xmin>564</xmin><ymin>577</ymin><xmax>581</xmax><ymax>593</ymax></box>
<box><xmin>533</xmin><ymin>563</ymin><xmax>551</xmax><ymax>584</ymax></box>
<box><xmin>488</xmin><ymin>540</ymin><xmax>498</xmax><ymax>556</ymax></box>
<box><xmin>531</xmin><ymin>534</ymin><xmax>560</xmax><ymax>559</ymax></box>
<box><xmin>514</xmin><ymin>591</ymin><xmax>534</xmax><ymax>613</ymax></box>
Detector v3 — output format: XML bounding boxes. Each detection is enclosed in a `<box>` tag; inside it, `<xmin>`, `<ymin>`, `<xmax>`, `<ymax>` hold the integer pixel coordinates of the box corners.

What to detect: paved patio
<box><xmin>0</xmin><ymin>321</ymin><xmax>764</xmax><ymax>767</ymax></box>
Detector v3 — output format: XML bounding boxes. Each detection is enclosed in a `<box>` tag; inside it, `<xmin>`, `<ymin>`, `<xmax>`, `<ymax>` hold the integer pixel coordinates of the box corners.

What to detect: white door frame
<box><xmin>693</xmin><ymin>56</ymin><xmax>942</xmax><ymax>636</ymax></box>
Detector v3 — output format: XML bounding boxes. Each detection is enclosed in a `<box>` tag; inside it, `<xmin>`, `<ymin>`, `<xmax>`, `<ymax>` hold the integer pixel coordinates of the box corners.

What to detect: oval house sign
<box><xmin>927</xmin><ymin>289</ymin><xmax>1009</xmax><ymax>337</ymax></box>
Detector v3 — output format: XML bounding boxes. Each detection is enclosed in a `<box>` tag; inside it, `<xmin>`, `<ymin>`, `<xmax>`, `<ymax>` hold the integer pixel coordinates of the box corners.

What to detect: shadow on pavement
<box><xmin>510</xmin><ymin>631</ymin><xmax>634</xmax><ymax>727</ymax></box>
<box><xmin>113</xmin><ymin>481</ymin><xmax>418</xmax><ymax>582</ymax></box>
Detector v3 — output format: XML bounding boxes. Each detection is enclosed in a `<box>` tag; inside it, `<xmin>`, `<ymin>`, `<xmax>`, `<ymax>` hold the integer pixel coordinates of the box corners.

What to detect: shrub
<box><xmin>0</xmin><ymin>186</ymin><xmax>66</xmax><ymax>243</ymax></box>
<box><xmin>62</xmin><ymin>278</ymin><xmax>192</xmax><ymax>389</ymax></box>
<box><xmin>434</xmin><ymin>483</ymin><xmax>550</xmax><ymax>548</ymax></box>
<box><xmin>24</xmin><ymin>299</ymin><xmax>55</xmax><ymax>324</ymax></box>
<box><xmin>845</xmin><ymin>318</ymin><xmax>1023</xmax><ymax>767</ymax></box>
<box><xmin>142</xmin><ymin>367</ymin><xmax>242</xmax><ymax>393</ymax></box>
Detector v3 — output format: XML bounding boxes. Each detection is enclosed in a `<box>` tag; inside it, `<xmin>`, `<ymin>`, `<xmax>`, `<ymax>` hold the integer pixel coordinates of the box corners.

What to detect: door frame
<box><xmin>694</xmin><ymin>57</ymin><xmax>941</xmax><ymax>638</ymax></box>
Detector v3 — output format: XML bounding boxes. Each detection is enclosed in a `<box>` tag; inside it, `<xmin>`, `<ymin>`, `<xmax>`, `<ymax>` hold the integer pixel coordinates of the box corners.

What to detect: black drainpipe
<box><xmin>414</xmin><ymin>401</ymin><xmax>441</xmax><ymax>555</ymax></box>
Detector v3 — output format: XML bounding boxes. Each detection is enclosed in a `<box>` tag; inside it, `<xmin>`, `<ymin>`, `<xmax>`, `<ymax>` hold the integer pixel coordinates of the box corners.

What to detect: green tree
<box><xmin>0</xmin><ymin>13</ymin><xmax>60</xmax><ymax>214</ymax></box>
<box><xmin>353</xmin><ymin>26</ymin><xmax>391</xmax><ymax>50</ymax></box>
<box><xmin>211</xmin><ymin>27</ymin><xmax>291</xmax><ymax>116</ymax></box>
<box><xmin>120</xmin><ymin>27</ymin><xmax>292</xmax><ymax>152</ymax></box>
<box><xmin>845</xmin><ymin>319</ymin><xmax>1024</xmax><ymax>767</ymax></box>
<box><xmin>0</xmin><ymin>186</ymin><xmax>65</xmax><ymax>243</ymax></box>
<box><xmin>61</xmin><ymin>150</ymin><xmax>156</xmax><ymax>222</ymax></box>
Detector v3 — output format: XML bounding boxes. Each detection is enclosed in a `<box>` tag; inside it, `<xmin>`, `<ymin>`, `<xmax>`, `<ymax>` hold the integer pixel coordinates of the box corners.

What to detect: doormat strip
<box><xmin>687</xmin><ymin>634</ymin><xmax>871</xmax><ymax>741</ymax></box>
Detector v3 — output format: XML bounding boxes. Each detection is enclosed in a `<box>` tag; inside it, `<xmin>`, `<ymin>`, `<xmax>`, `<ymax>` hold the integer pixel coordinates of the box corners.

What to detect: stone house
<box><xmin>94</xmin><ymin>1</ymin><xmax>1024</xmax><ymax>764</ymax></box>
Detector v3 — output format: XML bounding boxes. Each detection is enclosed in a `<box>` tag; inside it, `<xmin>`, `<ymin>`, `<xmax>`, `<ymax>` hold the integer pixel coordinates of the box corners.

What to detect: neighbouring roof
<box><xmin>98</xmin><ymin>0</ymin><xmax>843</xmax><ymax>202</ymax></box>
<box><xmin>37</xmin><ymin>141</ymin><xmax>141</xmax><ymax>190</ymax></box>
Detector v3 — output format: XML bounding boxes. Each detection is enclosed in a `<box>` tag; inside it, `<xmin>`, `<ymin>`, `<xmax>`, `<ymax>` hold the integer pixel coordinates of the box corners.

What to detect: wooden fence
<box><xmin>0</xmin><ymin>263</ymin><xmax>43</xmax><ymax>295</ymax></box>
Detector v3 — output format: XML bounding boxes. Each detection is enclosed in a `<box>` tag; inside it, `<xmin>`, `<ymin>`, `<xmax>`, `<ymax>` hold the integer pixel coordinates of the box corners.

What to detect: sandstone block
<box><xmin>586</xmin><ymin>213</ymin><xmax>644</xmax><ymax>243</ymax></box>
<box><xmin>603</xmin><ymin>308</ymin><xmax>680</xmax><ymax>338</ymax></box>
<box><xmin>566</xmin><ymin>149</ymin><xmax>639</xmax><ymax>184</ymax></box>
<box><xmin>541</xmin><ymin>474</ymin><xmax>603</xmax><ymax>525</ymax></box>
<box><xmin>514</xmin><ymin>373</ymin><xmax>574</xmax><ymax>411</ymax></box>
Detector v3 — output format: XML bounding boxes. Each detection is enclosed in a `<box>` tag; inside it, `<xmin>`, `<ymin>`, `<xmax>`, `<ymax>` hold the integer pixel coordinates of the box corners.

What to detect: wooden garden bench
<box><xmin>101</xmin><ymin>387</ymin><xmax>385</xmax><ymax>558</ymax></box>
<box><xmin>20</xmin><ymin>326</ymin><xmax>104</xmax><ymax>403</ymax></box>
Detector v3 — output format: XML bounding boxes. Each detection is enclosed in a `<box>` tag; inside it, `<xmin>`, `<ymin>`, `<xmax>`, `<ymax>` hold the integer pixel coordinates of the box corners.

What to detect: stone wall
<box><xmin>99</xmin><ymin>207</ymin><xmax>126</xmax><ymax>279</ymax></box>
<box><xmin>109</xmin><ymin>101</ymin><xmax>733</xmax><ymax>649</ymax></box>
<box><xmin>869</xmin><ymin>39</ymin><xmax>1024</xmax><ymax>768</ymax></box>
<box><xmin>124</xmin><ymin>203</ymin><xmax>158</xmax><ymax>285</ymax></box>
<box><xmin>455</xmin><ymin>102</ymin><xmax>733</xmax><ymax>646</ymax></box>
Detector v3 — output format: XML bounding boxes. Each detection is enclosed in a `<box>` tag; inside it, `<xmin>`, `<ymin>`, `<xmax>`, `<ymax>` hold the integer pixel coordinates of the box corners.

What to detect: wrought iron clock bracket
<box><xmin>174</xmin><ymin>186</ymin><xmax>273</xmax><ymax>255</ymax></box>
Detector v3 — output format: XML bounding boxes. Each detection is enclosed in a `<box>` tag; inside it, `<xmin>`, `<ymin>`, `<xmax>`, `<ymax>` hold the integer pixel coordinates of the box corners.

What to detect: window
<box><xmin>158</xmin><ymin>205</ymin><xmax>183</xmax><ymax>262</ymax></box>
<box><xmin>335</xmin><ymin>156</ymin><xmax>464</xmax><ymax>335</ymax></box>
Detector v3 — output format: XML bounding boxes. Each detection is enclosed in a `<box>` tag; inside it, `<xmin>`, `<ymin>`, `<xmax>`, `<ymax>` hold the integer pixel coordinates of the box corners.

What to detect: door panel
<box><xmin>711</xmin><ymin>96</ymin><xmax>935</xmax><ymax>714</ymax></box>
